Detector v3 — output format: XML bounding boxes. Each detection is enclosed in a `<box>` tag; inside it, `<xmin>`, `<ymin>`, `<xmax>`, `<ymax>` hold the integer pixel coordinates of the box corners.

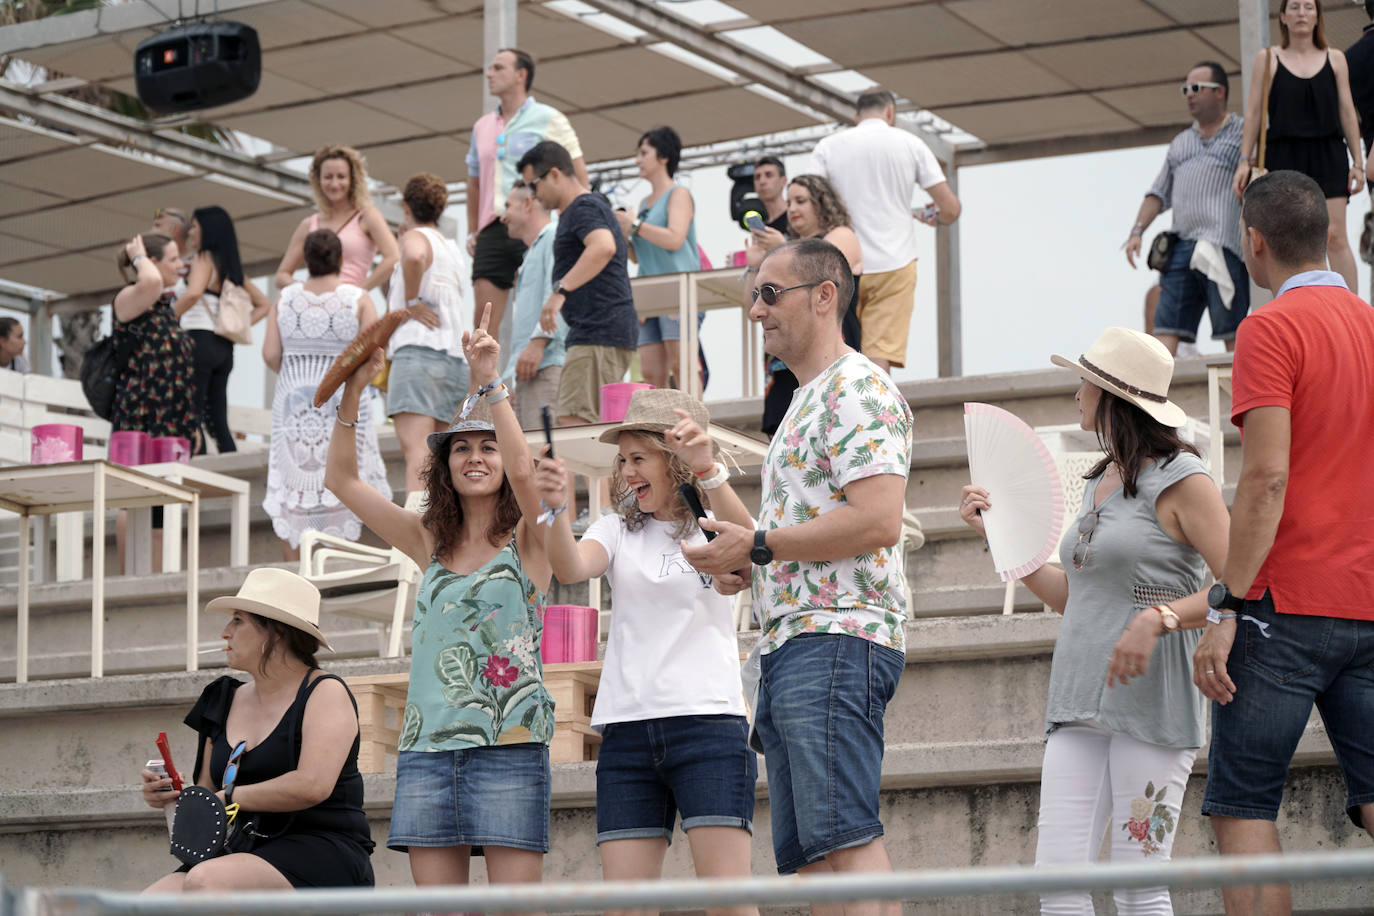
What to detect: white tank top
<box><xmin>386</xmin><ymin>226</ymin><xmax>473</xmax><ymax>359</ymax></box>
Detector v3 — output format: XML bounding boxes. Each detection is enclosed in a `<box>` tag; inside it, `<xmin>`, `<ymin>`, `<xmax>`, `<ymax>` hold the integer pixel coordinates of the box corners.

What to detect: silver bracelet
<box><xmin>335</xmin><ymin>407</ymin><xmax>357</xmax><ymax>428</ymax></box>
<box><xmin>487</xmin><ymin>384</ymin><xmax>510</xmax><ymax>405</ymax></box>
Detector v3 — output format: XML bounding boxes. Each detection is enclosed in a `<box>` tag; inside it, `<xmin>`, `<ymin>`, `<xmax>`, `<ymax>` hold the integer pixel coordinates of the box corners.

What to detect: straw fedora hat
<box><xmin>428</xmin><ymin>397</ymin><xmax>496</xmax><ymax>453</ymax></box>
<box><xmin>206</xmin><ymin>567</ymin><xmax>332</xmax><ymax>651</ymax></box>
<box><xmin>1050</xmin><ymin>327</ymin><xmax>1187</xmax><ymax>428</ymax></box>
<box><xmin>599</xmin><ymin>388</ymin><xmax>712</xmax><ymax>446</ymax></box>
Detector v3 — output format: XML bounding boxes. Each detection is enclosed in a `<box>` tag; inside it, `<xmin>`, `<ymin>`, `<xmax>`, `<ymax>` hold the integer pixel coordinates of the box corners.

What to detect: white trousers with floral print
<box><xmin>1035</xmin><ymin>719</ymin><xmax>1196</xmax><ymax>915</ymax></box>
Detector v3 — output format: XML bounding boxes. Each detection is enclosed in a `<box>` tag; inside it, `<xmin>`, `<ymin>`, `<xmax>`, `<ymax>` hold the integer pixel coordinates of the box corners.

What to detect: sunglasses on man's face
<box><xmin>750</xmin><ymin>281</ymin><xmax>821</xmax><ymax>306</ymax></box>
<box><xmin>526</xmin><ymin>170</ymin><xmax>551</xmax><ymax>192</ymax></box>
<box><xmin>1181</xmin><ymin>81</ymin><xmax>1222</xmax><ymax>97</ymax></box>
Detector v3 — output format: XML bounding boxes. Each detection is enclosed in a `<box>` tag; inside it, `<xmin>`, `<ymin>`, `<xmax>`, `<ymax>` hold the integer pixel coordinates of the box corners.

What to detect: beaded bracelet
<box><xmin>335</xmin><ymin>407</ymin><xmax>357</xmax><ymax>428</ymax></box>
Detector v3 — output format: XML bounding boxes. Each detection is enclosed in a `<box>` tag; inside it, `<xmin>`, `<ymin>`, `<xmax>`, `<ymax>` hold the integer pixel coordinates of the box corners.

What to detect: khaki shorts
<box><xmin>511</xmin><ymin>365</ymin><xmax>563</xmax><ymax>430</ymax></box>
<box><xmin>558</xmin><ymin>345</ymin><xmax>634</xmax><ymax>422</ymax></box>
<box><xmin>857</xmin><ymin>261</ymin><xmax>918</xmax><ymax>367</ymax></box>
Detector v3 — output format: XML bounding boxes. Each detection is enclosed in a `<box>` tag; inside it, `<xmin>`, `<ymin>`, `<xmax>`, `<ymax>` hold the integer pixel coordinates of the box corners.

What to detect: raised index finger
<box><xmin>477</xmin><ymin>300</ymin><xmax>492</xmax><ymax>334</ymax></box>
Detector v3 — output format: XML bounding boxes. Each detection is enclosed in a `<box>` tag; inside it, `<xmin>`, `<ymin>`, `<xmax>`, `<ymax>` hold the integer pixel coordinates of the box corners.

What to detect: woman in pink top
<box><xmin>275</xmin><ymin>145</ymin><xmax>399</xmax><ymax>291</ymax></box>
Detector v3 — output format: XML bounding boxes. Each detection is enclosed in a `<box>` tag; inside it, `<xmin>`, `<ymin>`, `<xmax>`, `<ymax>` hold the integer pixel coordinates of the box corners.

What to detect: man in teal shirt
<box><xmin>499</xmin><ymin>180</ymin><xmax>567</xmax><ymax>427</ymax></box>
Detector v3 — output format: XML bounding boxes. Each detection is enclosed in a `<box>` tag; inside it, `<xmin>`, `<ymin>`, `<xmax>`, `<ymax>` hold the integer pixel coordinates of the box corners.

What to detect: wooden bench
<box><xmin>346</xmin><ymin>662</ymin><xmax>603</xmax><ymax>773</ymax></box>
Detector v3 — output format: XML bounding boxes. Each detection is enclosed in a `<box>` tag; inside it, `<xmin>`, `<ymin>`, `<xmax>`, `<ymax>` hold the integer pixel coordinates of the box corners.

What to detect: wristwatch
<box><xmin>750</xmin><ymin>529</ymin><xmax>773</xmax><ymax>566</ymax></box>
<box><xmin>630</xmin><ymin>217</ymin><xmax>643</xmax><ymax>236</ymax></box>
<box><xmin>1154</xmin><ymin>604</ymin><xmax>1181</xmax><ymax>633</ymax></box>
<box><xmin>553</xmin><ymin>284</ymin><xmax>569</xmax><ymax>297</ymax></box>
<box><xmin>1207</xmin><ymin>582</ymin><xmax>1244</xmax><ymax>612</ymax></box>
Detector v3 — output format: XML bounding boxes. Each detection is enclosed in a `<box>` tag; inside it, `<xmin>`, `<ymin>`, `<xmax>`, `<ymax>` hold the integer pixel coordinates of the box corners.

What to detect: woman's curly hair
<box><xmin>403</xmin><ymin>172</ymin><xmax>448</xmax><ymax>225</ymax></box>
<box><xmin>610</xmin><ymin>431</ymin><xmax>711</xmax><ymax>541</ymax></box>
<box><xmin>422</xmin><ymin>434</ymin><xmax>522</xmax><ymax>558</ymax></box>
<box><xmin>309</xmin><ymin>145</ymin><xmax>373</xmax><ymax>213</ymax></box>
<box><xmin>787</xmin><ymin>174</ymin><xmax>852</xmax><ymax>237</ymax></box>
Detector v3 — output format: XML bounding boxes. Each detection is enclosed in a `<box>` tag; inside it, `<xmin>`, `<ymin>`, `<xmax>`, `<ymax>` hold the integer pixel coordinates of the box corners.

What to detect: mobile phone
<box><xmin>744</xmin><ymin>212</ymin><xmax>766</xmax><ymax>232</ymax></box>
<box><xmin>678</xmin><ymin>483</ymin><xmax>715</xmax><ymax>541</ymax></box>
<box><xmin>541</xmin><ymin>405</ymin><xmax>555</xmax><ymax>459</ymax></box>
<box><xmin>155</xmin><ymin>731</ymin><xmax>183</xmax><ymax>792</ymax></box>
<box><xmin>915</xmin><ymin>202</ymin><xmax>940</xmax><ymax>223</ymax></box>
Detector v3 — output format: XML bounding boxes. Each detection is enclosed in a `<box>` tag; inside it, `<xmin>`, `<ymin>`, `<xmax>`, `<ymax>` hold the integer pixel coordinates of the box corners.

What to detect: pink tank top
<box><xmin>310</xmin><ymin>211</ymin><xmax>376</xmax><ymax>286</ymax></box>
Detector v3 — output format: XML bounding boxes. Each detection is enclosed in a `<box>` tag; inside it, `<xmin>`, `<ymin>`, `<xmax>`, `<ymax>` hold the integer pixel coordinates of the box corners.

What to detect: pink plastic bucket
<box><xmin>108</xmin><ymin>430</ymin><xmax>151</xmax><ymax>466</ymax></box>
<box><xmin>728</xmin><ymin>250</ymin><xmax>748</xmax><ymax>268</ymax></box>
<box><xmin>30</xmin><ymin>424</ymin><xmax>83</xmax><ymax>464</ymax></box>
<box><xmin>599</xmin><ymin>383</ymin><xmax>653</xmax><ymax>423</ymax></box>
<box><xmin>150</xmin><ymin>436</ymin><xmax>191</xmax><ymax>464</ymax></box>
<box><xmin>540</xmin><ymin>605</ymin><xmax>599</xmax><ymax>664</ymax></box>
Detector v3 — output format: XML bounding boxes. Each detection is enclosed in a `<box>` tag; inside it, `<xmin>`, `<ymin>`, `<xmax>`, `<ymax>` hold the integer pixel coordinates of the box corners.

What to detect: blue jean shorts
<box><xmin>387</xmin><ymin>744</ymin><xmax>551</xmax><ymax>852</ymax></box>
<box><xmin>595</xmin><ymin>714</ymin><xmax>758</xmax><ymax>844</ymax></box>
<box><xmin>386</xmin><ymin>345</ymin><xmax>469</xmax><ymax>422</ymax></box>
<box><xmin>755</xmin><ymin>633</ymin><xmax>905</xmax><ymax>874</ymax></box>
<box><xmin>1154</xmin><ymin>238</ymin><xmax>1251</xmax><ymax>343</ymax></box>
<box><xmin>637</xmin><ymin>311</ymin><xmax>705</xmax><ymax>346</ymax></box>
<box><xmin>1202</xmin><ymin>591</ymin><xmax>1374</xmax><ymax>827</ymax></box>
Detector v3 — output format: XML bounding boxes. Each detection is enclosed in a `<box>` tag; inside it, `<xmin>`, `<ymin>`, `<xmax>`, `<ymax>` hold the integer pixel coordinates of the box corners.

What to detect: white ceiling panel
<box><xmin>933</xmin><ymin>94</ymin><xmax>1136</xmax><ymax>144</ymax></box>
<box><xmin>1026</xmin><ymin>31</ymin><xmax>1230</xmax><ymax>91</ymax></box>
<box><xmin>537</xmin><ymin>47</ymin><xmax>725</xmax><ymax>110</ymax></box>
<box><xmin>865</xmin><ymin>51</ymin><xmax>1076</xmax><ymax>109</ymax></box>
<box><xmin>775</xmin><ymin>5</ymin><xmax>1002</xmax><ymax>68</ymax></box>
<box><xmin>946</xmin><ymin>0</ymin><xmax>1172</xmax><ymax>45</ymax></box>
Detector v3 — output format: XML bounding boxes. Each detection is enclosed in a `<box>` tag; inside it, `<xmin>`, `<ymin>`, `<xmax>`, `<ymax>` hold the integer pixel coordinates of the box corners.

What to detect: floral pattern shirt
<box><xmin>399</xmin><ymin>542</ymin><xmax>555</xmax><ymax>752</ymax></box>
<box><xmin>754</xmin><ymin>351</ymin><xmax>913</xmax><ymax>655</ymax></box>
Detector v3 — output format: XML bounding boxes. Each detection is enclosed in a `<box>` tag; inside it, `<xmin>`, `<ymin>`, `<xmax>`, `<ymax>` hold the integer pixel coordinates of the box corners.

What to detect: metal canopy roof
<box><xmin>1</xmin><ymin>0</ymin><xmax>1366</xmax><ymax>304</ymax></box>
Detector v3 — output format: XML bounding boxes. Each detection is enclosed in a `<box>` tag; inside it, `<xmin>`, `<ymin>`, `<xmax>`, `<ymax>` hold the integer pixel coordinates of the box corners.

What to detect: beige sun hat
<box><xmin>206</xmin><ymin>567</ymin><xmax>332</xmax><ymax>652</ymax></box>
<box><xmin>428</xmin><ymin>396</ymin><xmax>496</xmax><ymax>453</ymax></box>
<box><xmin>1050</xmin><ymin>327</ymin><xmax>1187</xmax><ymax>428</ymax></box>
<box><xmin>598</xmin><ymin>388</ymin><xmax>712</xmax><ymax>446</ymax></box>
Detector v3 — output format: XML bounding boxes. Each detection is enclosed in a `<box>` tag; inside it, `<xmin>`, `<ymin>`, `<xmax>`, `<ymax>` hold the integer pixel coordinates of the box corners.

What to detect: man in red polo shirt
<box><xmin>1194</xmin><ymin>170</ymin><xmax>1374</xmax><ymax>915</ymax></box>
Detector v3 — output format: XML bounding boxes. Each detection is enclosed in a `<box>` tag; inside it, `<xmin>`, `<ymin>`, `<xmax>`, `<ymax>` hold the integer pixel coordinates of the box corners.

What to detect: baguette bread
<box><xmin>313</xmin><ymin>309</ymin><xmax>410</xmax><ymax>408</ymax></box>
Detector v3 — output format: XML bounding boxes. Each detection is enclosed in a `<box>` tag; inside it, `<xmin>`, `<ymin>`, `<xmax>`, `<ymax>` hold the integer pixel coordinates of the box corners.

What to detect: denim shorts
<box><xmin>387</xmin><ymin>744</ymin><xmax>551</xmax><ymax>852</ymax></box>
<box><xmin>386</xmin><ymin>345</ymin><xmax>469</xmax><ymax>422</ymax></box>
<box><xmin>637</xmin><ymin>312</ymin><xmax>704</xmax><ymax>346</ymax></box>
<box><xmin>754</xmin><ymin>633</ymin><xmax>905</xmax><ymax>874</ymax></box>
<box><xmin>1154</xmin><ymin>238</ymin><xmax>1251</xmax><ymax>343</ymax></box>
<box><xmin>595</xmin><ymin>714</ymin><xmax>758</xmax><ymax>844</ymax></box>
<box><xmin>1202</xmin><ymin>591</ymin><xmax>1374</xmax><ymax>827</ymax></box>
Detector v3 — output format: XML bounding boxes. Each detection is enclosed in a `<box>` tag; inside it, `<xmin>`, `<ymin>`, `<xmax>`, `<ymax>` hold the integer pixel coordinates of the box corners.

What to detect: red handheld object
<box><xmin>155</xmin><ymin>731</ymin><xmax>183</xmax><ymax>791</ymax></box>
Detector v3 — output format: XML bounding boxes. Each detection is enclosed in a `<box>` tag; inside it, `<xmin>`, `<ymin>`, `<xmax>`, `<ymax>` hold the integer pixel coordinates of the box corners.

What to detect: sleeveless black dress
<box><xmin>1266</xmin><ymin>53</ymin><xmax>1349</xmax><ymax>199</ymax></box>
<box><xmin>176</xmin><ymin>672</ymin><xmax>375</xmax><ymax>887</ymax></box>
<box><xmin>762</xmin><ymin>274</ymin><xmax>863</xmax><ymax>437</ymax></box>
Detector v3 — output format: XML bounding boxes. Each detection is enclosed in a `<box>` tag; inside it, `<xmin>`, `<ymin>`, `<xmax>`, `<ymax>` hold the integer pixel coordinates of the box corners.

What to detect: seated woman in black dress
<box><xmin>141</xmin><ymin>568</ymin><xmax>374</xmax><ymax>892</ymax></box>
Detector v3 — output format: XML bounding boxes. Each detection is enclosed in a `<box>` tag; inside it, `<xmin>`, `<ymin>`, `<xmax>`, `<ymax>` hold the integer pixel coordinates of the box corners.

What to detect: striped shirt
<box><xmin>1147</xmin><ymin>114</ymin><xmax>1244</xmax><ymax>256</ymax></box>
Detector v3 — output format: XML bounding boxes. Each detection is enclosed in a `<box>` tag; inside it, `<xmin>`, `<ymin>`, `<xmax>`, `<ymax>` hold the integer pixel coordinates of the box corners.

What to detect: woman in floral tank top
<box><xmin>325</xmin><ymin>303</ymin><xmax>554</xmax><ymax>892</ymax></box>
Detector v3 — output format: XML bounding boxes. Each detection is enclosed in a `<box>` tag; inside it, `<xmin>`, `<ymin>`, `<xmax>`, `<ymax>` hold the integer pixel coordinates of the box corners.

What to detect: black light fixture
<box><xmin>134</xmin><ymin>20</ymin><xmax>261</xmax><ymax>114</ymax></box>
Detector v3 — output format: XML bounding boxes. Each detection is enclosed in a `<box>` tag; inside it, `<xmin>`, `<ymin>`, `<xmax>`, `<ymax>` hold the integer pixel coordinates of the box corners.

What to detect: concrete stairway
<box><xmin>2</xmin><ymin>359</ymin><xmax>1368</xmax><ymax>912</ymax></box>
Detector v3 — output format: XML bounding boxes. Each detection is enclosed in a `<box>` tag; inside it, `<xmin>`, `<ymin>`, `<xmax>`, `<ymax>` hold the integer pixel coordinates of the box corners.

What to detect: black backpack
<box><xmin>80</xmin><ymin>327</ymin><xmax>134</xmax><ymax>421</ymax></box>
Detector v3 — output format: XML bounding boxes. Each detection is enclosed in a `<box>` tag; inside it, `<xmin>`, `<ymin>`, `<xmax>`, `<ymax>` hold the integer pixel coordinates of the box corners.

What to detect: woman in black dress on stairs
<box><xmin>1233</xmin><ymin>0</ymin><xmax>1363</xmax><ymax>290</ymax></box>
<box><xmin>140</xmin><ymin>568</ymin><xmax>374</xmax><ymax>892</ymax></box>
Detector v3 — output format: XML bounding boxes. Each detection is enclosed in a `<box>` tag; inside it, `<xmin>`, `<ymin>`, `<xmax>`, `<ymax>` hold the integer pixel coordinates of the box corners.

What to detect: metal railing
<box><xmin>6</xmin><ymin>849</ymin><xmax>1374</xmax><ymax>915</ymax></box>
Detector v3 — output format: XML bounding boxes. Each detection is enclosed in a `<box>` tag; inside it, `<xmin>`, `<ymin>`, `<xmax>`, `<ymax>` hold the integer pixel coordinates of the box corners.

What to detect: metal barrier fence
<box><xmin>5</xmin><ymin>849</ymin><xmax>1374</xmax><ymax>915</ymax></box>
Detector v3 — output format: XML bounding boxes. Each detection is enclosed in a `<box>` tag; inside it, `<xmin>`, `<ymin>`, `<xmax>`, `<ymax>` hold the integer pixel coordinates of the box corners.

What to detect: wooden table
<box><xmin>630</xmin><ymin>267</ymin><xmax>761</xmax><ymax>399</ymax></box>
<box><xmin>0</xmin><ymin>460</ymin><xmax>200</xmax><ymax>682</ymax></box>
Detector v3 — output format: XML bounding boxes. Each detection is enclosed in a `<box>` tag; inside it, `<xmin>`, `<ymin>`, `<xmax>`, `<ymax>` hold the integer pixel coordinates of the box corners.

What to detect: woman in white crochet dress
<box><xmin>263</xmin><ymin>228</ymin><xmax>392</xmax><ymax>560</ymax></box>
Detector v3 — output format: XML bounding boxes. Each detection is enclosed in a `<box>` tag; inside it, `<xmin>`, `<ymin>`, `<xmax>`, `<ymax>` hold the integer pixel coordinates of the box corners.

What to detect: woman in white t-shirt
<box><xmin>534</xmin><ymin>388</ymin><xmax>759</xmax><ymax>916</ymax></box>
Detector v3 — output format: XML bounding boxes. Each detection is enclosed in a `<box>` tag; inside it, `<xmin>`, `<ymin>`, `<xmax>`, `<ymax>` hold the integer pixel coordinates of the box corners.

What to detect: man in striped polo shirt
<box><xmin>1125</xmin><ymin>61</ymin><xmax>1251</xmax><ymax>355</ymax></box>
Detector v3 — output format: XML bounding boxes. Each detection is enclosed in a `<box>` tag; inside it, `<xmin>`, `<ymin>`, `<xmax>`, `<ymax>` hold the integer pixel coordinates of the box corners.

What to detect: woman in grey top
<box><xmin>960</xmin><ymin>328</ymin><xmax>1230</xmax><ymax>915</ymax></box>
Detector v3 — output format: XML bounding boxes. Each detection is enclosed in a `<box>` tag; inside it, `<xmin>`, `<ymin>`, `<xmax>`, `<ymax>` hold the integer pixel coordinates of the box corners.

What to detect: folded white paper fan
<box><xmin>963</xmin><ymin>402</ymin><xmax>1065</xmax><ymax>582</ymax></box>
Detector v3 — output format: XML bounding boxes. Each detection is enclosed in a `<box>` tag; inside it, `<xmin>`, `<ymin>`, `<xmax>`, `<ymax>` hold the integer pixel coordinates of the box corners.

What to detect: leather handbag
<box><xmin>212</xmin><ymin>280</ymin><xmax>254</xmax><ymax>345</ymax></box>
<box><xmin>1146</xmin><ymin>231</ymin><xmax>1180</xmax><ymax>272</ymax></box>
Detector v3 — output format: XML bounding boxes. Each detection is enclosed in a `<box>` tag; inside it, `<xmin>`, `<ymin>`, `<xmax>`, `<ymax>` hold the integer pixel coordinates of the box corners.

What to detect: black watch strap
<box><xmin>750</xmin><ymin>528</ymin><xmax>773</xmax><ymax>566</ymax></box>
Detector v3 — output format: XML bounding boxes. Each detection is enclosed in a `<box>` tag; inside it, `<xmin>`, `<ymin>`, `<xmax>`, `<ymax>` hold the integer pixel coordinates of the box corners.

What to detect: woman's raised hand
<box><xmin>533</xmin><ymin>446</ymin><xmax>568</xmax><ymax>510</ymax></box>
<box><xmin>959</xmin><ymin>485</ymin><xmax>990</xmax><ymax>538</ymax></box>
<box><xmin>665</xmin><ymin>408</ymin><xmax>714</xmax><ymax>474</ymax></box>
<box><xmin>462</xmin><ymin>301</ymin><xmax>501</xmax><ymax>386</ymax></box>
<box><xmin>125</xmin><ymin>235</ymin><xmax>147</xmax><ymax>262</ymax></box>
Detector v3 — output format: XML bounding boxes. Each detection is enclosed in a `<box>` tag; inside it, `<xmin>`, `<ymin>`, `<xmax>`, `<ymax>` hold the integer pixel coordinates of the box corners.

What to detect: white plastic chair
<box><xmin>297</xmin><ymin>493</ymin><xmax>425</xmax><ymax>657</ymax></box>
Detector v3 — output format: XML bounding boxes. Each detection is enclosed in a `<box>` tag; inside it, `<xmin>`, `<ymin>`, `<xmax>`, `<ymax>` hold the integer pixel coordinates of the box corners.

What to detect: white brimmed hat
<box><xmin>206</xmin><ymin>568</ymin><xmax>331</xmax><ymax>651</ymax></box>
<box><xmin>1050</xmin><ymin>327</ymin><xmax>1187</xmax><ymax>428</ymax></box>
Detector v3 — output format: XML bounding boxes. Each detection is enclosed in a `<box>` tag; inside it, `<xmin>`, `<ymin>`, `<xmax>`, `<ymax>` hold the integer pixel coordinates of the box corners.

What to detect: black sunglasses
<box><xmin>750</xmin><ymin>282</ymin><xmax>821</xmax><ymax>306</ymax></box>
<box><xmin>526</xmin><ymin>169</ymin><xmax>551</xmax><ymax>191</ymax></box>
<box><xmin>1071</xmin><ymin>511</ymin><xmax>1099</xmax><ymax>570</ymax></box>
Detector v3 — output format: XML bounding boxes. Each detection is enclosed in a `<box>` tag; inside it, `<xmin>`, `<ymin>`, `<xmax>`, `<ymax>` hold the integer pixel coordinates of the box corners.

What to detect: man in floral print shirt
<box><xmin>685</xmin><ymin>237</ymin><xmax>912</xmax><ymax>910</ymax></box>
